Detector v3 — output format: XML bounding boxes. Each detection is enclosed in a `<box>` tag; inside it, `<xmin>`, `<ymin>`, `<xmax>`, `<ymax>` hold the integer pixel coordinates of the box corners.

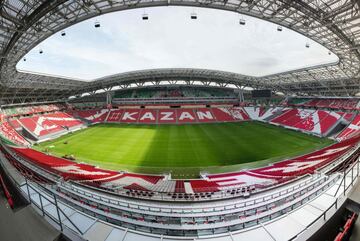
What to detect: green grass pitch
<box><xmin>35</xmin><ymin>122</ymin><xmax>333</xmax><ymax>178</ymax></box>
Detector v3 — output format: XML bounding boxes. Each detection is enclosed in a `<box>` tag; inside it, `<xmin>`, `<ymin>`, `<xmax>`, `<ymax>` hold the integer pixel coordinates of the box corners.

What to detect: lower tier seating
<box><xmin>104</xmin><ymin>107</ymin><xmax>250</xmax><ymax>124</ymax></box>
<box><xmin>5</xmin><ymin>134</ymin><xmax>358</xmax><ymax>199</ymax></box>
<box><xmin>18</xmin><ymin>112</ymin><xmax>84</xmax><ymax>138</ymax></box>
<box><xmin>337</xmin><ymin>115</ymin><xmax>360</xmax><ymax>141</ymax></box>
<box><xmin>0</xmin><ymin>122</ymin><xmax>29</xmax><ymax>145</ymax></box>
<box><xmin>270</xmin><ymin>108</ymin><xmax>342</xmax><ymax>135</ymax></box>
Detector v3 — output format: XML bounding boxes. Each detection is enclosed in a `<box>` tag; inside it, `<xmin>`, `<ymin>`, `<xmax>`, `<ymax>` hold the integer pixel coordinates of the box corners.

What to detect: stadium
<box><xmin>0</xmin><ymin>1</ymin><xmax>360</xmax><ymax>241</ymax></box>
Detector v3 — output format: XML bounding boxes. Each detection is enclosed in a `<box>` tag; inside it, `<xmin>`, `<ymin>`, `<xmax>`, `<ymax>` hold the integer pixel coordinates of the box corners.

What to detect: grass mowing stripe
<box><xmin>35</xmin><ymin>122</ymin><xmax>333</xmax><ymax>178</ymax></box>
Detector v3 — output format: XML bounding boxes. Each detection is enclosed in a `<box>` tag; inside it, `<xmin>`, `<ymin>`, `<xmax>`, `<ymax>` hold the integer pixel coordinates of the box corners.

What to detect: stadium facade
<box><xmin>0</xmin><ymin>1</ymin><xmax>360</xmax><ymax>241</ymax></box>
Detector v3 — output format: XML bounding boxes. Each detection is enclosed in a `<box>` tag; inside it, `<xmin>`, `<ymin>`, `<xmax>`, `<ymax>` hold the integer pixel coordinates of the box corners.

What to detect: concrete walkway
<box><xmin>0</xmin><ymin>192</ymin><xmax>61</xmax><ymax>241</ymax></box>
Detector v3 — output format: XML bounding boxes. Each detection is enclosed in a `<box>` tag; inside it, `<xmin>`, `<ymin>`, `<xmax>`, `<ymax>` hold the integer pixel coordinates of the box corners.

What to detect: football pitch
<box><xmin>35</xmin><ymin>122</ymin><xmax>333</xmax><ymax>178</ymax></box>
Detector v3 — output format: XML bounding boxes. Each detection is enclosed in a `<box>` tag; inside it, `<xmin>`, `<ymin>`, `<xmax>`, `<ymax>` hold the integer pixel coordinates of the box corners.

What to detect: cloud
<box><xmin>16</xmin><ymin>6</ymin><xmax>338</xmax><ymax>81</ymax></box>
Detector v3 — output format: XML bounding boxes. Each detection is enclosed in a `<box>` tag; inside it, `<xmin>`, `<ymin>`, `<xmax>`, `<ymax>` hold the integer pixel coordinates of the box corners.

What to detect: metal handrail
<box><xmin>0</xmin><ymin>150</ymin><xmax>84</xmax><ymax>236</ymax></box>
<box><xmin>334</xmin><ymin>157</ymin><xmax>359</xmax><ymax>197</ymax></box>
<box><xmin>0</xmin><ymin>145</ymin><xmax>355</xmax><ymax>238</ymax></box>
<box><xmin>290</xmin><ymin>157</ymin><xmax>360</xmax><ymax>240</ymax></box>
<box><xmin>24</xmin><ymin>179</ymin><xmax>84</xmax><ymax>235</ymax></box>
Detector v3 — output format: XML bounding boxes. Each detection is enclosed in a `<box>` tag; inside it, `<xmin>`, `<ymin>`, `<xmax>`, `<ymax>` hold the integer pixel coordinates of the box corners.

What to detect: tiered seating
<box><xmin>138</xmin><ymin>109</ymin><xmax>157</xmax><ymax>123</ymax></box>
<box><xmin>211</xmin><ymin>108</ymin><xmax>236</xmax><ymax>121</ymax></box>
<box><xmin>175</xmin><ymin>180</ymin><xmax>185</xmax><ymax>193</ymax></box>
<box><xmin>104</xmin><ymin>107</ymin><xmax>251</xmax><ymax>124</ymax></box>
<box><xmin>121</xmin><ymin>173</ymin><xmax>163</xmax><ymax>184</ymax></box>
<box><xmin>119</xmin><ymin>109</ymin><xmax>140</xmax><ymax>123</ymax></box>
<box><xmin>2</xmin><ymin>104</ymin><xmax>65</xmax><ymax>117</ymax></box>
<box><xmin>87</xmin><ymin>109</ymin><xmax>109</xmax><ymax>123</ymax></box>
<box><xmin>0</xmin><ymin>122</ymin><xmax>28</xmax><ymax>145</ymax></box>
<box><xmin>210</xmin><ymin>107</ymin><xmax>249</xmax><ymax>121</ymax></box>
<box><xmin>329</xmin><ymin>99</ymin><xmax>346</xmax><ymax>109</ymax></box>
<box><xmin>271</xmin><ymin>108</ymin><xmax>341</xmax><ymax>135</ymax></box>
<box><xmin>209</xmin><ymin>135</ymin><xmax>359</xmax><ymax>188</ymax></box>
<box><xmin>123</xmin><ymin>183</ymin><xmax>149</xmax><ymax>192</ymax></box>
<box><xmin>106</xmin><ymin>109</ymin><xmax>124</xmax><ymax>122</ymax></box>
<box><xmin>72</xmin><ymin>109</ymin><xmax>109</xmax><ymax>123</ymax></box>
<box><xmin>289</xmin><ymin>98</ymin><xmax>359</xmax><ymax>110</ymax></box>
<box><xmin>4</xmin><ymin>133</ymin><xmax>358</xmax><ymax>198</ymax></box>
<box><xmin>114</xmin><ymin>87</ymin><xmax>237</xmax><ymax>99</ymax></box>
<box><xmin>244</xmin><ymin>107</ymin><xmax>285</xmax><ymax>121</ymax></box>
<box><xmin>314</xmin><ymin>99</ymin><xmax>333</xmax><ymax>108</ymax></box>
<box><xmin>45</xmin><ymin>112</ymin><xmax>83</xmax><ymax>129</ymax></box>
<box><xmin>334</xmin><ymin>213</ymin><xmax>358</xmax><ymax>241</ymax></box>
<box><xmin>317</xmin><ymin>111</ymin><xmax>342</xmax><ymax>133</ymax></box>
<box><xmin>190</xmin><ymin>180</ymin><xmax>219</xmax><ymax>193</ymax></box>
<box><xmin>194</xmin><ymin>108</ymin><xmax>216</xmax><ymax>122</ymax></box>
<box><xmin>338</xmin><ymin>112</ymin><xmax>355</xmax><ymax>122</ymax></box>
<box><xmin>9</xmin><ymin>119</ymin><xmax>22</xmax><ymax>130</ymax></box>
<box><xmin>229</xmin><ymin>107</ymin><xmax>250</xmax><ymax>120</ymax></box>
<box><xmin>251</xmin><ymin>135</ymin><xmax>360</xmax><ymax>177</ymax></box>
<box><xmin>158</xmin><ymin>109</ymin><xmax>177</xmax><ymax>123</ymax></box>
<box><xmin>19</xmin><ymin>116</ymin><xmax>58</xmax><ymax>137</ymax></box>
<box><xmin>18</xmin><ymin>112</ymin><xmax>84</xmax><ymax>138</ymax></box>
<box><xmin>271</xmin><ymin>109</ymin><xmax>300</xmax><ymax>126</ymax></box>
<box><xmin>2</xmin><ymin>149</ymin><xmax>51</xmax><ymax>183</ymax></box>
<box><xmin>177</xmin><ymin>109</ymin><xmax>197</xmax><ymax>123</ymax></box>
<box><xmin>243</xmin><ymin>107</ymin><xmax>263</xmax><ymax>120</ymax></box>
<box><xmin>302</xmin><ymin>99</ymin><xmax>320</xmax><ymax>107</ymax></box>
<box><xmin>149</xmin><ymin>180</ymin><xmax>176</xmax><ymax>193</ymax></box>
<box><xmin>337</xmin><ymin>115</ymin><xmax>360</xmax><ymax>141</ymax></box>
<box><xmin>12</xmin><ymin>147</ymin><xmax>121</xmax><ymax>182</ymax></box>
<box><xmin>293</xmin><ymin>109</ymin><xmax>318</xmax><ymax>131</ymax></box>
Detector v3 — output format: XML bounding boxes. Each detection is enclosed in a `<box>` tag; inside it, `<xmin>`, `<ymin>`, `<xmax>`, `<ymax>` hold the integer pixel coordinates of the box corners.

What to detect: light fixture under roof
<box><xmin>239</xmin><ymin>18</ymin><xmax>246</xmax><ymax>25</ymax></box>
<box><xmin>142</xmin><ymin>13</ymin><xmax>148</xmax><ymax>20</ymax></box>
<box><xmin>94</xmin><ymin>20</ymin><xmax>100</xmax><ymax>28</ymax></box>
<box><xmin>39</xmin><ymin>49</ymin><xmax>43</xmax><ymax>54</ymax></box>
<box><xmin>191</xmin><ymin>12</ymin><xmax>197</xmax><ymax>20</ymax></box>
<box><xmin>305</xmin><ymin>43</ymin><xmax>310</xmax><ymax>48</ymax></box>
<box><xmin>61</xmin><ymin>30</ymin><xmax>66</xmax><ymax>36</ymax></box>
<box><xmin>277</xmin><ymin>26</ymin><xmax>282</xmax><ymax>31</ymax></box>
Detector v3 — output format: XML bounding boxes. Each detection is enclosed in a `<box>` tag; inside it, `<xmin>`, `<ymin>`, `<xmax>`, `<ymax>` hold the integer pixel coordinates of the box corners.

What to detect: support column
<box><xmin>106</xmin><ymin>91</ymin><xmax>112</xmax><ymax>108</ymax></box>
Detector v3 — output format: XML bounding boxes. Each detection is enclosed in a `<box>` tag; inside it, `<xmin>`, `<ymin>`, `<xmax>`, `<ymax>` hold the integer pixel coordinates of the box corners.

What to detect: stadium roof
<box><xmin>0</xmin><ymin>0</ymin><xmax>359</xmax><ymax>103</ymax></box>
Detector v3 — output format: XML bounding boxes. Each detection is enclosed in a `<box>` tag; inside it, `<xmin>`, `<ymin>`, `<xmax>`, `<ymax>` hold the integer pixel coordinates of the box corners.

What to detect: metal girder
<box><xmin>0</xmin><ymin>0</ymin><xmax>359</xmax><ymax>103</ymax></box>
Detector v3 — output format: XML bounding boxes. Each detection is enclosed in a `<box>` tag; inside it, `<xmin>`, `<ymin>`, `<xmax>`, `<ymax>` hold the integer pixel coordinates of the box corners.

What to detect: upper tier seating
<box><xmin>114</xmin><ymin>87</ymin><xmax>237</xmax><ymax>99</ymax></box>
<box><xmin>1</xmin><ymin>104</ymin><xmax>65</xmax><ymax>117</ymax></box>
<box><xmin>288</xmin><ymin>98</ymin><xmax>359</xmax><ymax>110</ymax></box>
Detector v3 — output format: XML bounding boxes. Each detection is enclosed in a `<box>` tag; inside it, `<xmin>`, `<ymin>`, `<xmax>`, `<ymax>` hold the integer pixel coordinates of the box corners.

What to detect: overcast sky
<box><xmin>16</xmin><ymin>6</ymin><xmax>338</xmax><ymax>81</ymax></box>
